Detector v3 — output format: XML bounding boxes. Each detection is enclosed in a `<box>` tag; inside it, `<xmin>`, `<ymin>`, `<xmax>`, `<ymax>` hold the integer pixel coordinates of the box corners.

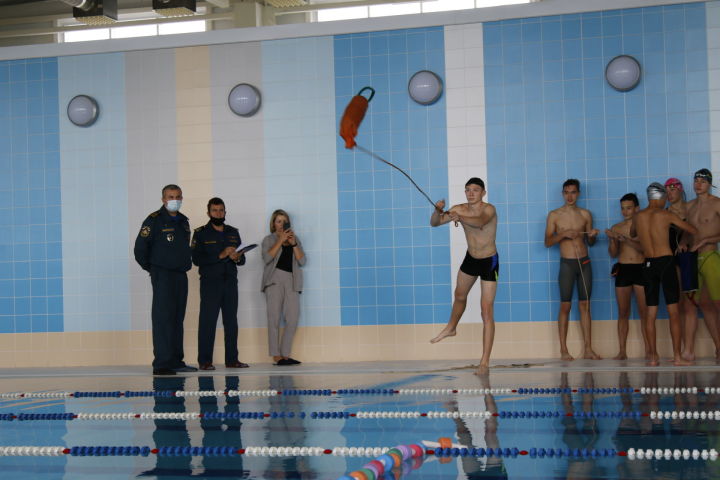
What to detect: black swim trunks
<box><xmin>614</xmin><ymin>263</ymin><xmax>646</xmax><ymax>288</ymax></box>
<box><xmin>558</xmin><ymin>257</ymin><xmax>592</xmax><ymax>302</ymax></box>
<box><xmin>675</xmin><ymin>251</ymin><xmax>698</xmax><ymax>293</ymax></box>
<box><xmin>459</xmin><ymin>251</ymin><xmax>499</xmax><ymax>281</ymax></box>
<box><xmin>643</xmin><ymin>256</ymin><xmax>679</xmax><ymax>307</ymax></box>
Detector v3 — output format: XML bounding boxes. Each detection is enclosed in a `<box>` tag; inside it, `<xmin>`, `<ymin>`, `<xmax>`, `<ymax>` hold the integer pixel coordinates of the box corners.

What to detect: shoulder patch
<box><xmin>149</xmin><ymin>210</ymin><xmax>161</xmax><ymax>218</ymax></box>
<box><xmin>140</xmin><ymin>226</ymin><xmax>151</xmax><ymax>238</ymax></box>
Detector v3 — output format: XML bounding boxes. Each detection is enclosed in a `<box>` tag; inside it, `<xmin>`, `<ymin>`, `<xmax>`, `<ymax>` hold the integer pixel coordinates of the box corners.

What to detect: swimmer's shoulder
<box><xmin>611</xmin><ymin>219</ymin><xmax>628</xmax><ymax>232</ymax></box>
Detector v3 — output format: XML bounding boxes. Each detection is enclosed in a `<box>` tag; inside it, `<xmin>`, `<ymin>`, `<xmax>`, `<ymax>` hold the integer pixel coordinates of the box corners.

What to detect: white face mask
<box><xmin>166</xmin><ymin>199</ymin><xmax>182</xmax><ymax>212</ymax></box>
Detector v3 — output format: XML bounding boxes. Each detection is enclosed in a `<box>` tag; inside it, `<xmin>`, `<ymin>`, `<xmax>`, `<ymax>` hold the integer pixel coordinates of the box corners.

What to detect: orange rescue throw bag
<box><xmin>339</xmin><ymin>87</ymin><xmax>375</xmax><ymax>149</ymax></box>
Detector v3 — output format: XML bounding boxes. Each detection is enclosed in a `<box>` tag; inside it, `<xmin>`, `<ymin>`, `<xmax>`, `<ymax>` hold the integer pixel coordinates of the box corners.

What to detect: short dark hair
<box><xmin>465</xmin><ymin>177</ymin><xmax>485</xmax><ymax>189</ymax></box>
<box><xmin>207</xmin><ymin>197</ymin><xmax>225</xmax><ymax>212</ymax></box>
<box><xmin>162</xmin><ymin>184</ymin><xmax>181</xmax><ymax>196</ymax></box>
<box><xmin>562</xmin><ymin>179</ymin><xmax>580</xmax><ymax>191</ymax></box>
<box><xmin>620</xmin><ymin>193</ymin><xmax>639</xmax><ymax>206</ymax></box>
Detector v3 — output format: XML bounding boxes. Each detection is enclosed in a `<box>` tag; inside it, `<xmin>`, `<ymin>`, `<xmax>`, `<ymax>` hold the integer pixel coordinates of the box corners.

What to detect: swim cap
<box><xmin>664</xmin><ymin>177</ymin><xmax>683</xmax><ymax>191</ymax></box>
<box><xmin>694</xmin><ymin>168</ymin><xmax>713</xmax><ymax>184</ymax></box>
<box><xmin>647</xmin><ymin>182</ymin><xmax>666</xmax><ymax>201</ymax></box>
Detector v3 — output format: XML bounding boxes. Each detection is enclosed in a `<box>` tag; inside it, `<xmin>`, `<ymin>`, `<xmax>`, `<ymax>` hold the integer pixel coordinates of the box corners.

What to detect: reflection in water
<box><xmin>447</xmin><ymin>373</ymin><xmax>508</xmax><ymax>479</ymax></box>
<box><xmin>264</xmin><ymin>376</ymin><xmax>315</xmax><ymax>479</ymax></box>
<box><xmin>611</xmin><ymin>371</ymin><xmax>717</xmax><ymax>480</ymax></box>
<box><xmin>198</xmin><ymin>376</ymin><xmax>247</xmax><ymax>478</ymax></box>
<box><xmin>139</xmin><ymin>376</ymin><xmax>192</xmax><ymax>479</ymax></box>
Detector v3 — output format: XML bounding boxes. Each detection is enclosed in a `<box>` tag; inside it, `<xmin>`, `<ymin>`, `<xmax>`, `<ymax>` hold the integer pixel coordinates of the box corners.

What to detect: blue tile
<box><xmin>541</xmin><ymin>21</ymin><xmax>561</xmax><ymax>41</ymax></box>
<box><xmin>340</xmin><ymin>268</ymin><xmax>358</xmax><ymax>287</ymax></box>
<box><xmin>0</xmin><ymin>261</ymin><xmax>11</xmax><ymax>280</ymax></box>
<box><xmin>484</xmin><ymin>24</ymin><xmax>503</xmax><ymax>46</ymax></box>
<box><xmin>334</xmin><ymin>37</ymin><xmax>352</xmax><ymax>58</ymax></box>
<box><xmin>31</xmin><ymin>314</ymin><xmax>47</xmax><ymax>332</ymax></box>
<box><xmin>47</xmin><ymin>314</ymin><xmax>62</xmax><ymax>332</ymax></box>
<box><xmin>396</xmin><ymin>285</ymin><xmax>413</xmax><ymax>305</ymax></box>
<box><xmin>351</xmin><ymin>35</ymin><xmax>370</xmax><ymax>57</ymax></box>
<box><xmin>14</xmin><ymin>296</ymin><xmax>30</xmax><ymax>315</ymax></box>
<box><xmin>394</xmin><ymin>266</ymin><xmax>412</xmax><ymax>285</ymax></box>
<box><xmin>642</xmin><ymin>11</ymin><xmax>663</xmax><ymax>33</ymax></box>
<box><xmin>369</xmin><ymin>34</ymin><xmax>389</xmax><ymax>56</ymax></box>
<box><xmin>341</xmin><ymin>306</ymin><xmax>358</xmax><ymax>325</ymax></box>
<box><xmin>394</xmin><ymin>305</ymin><xmax>413</xmax><ymax>324</ymax></box>
<box><xmin>562</xmin><ymin>19</ymin><xmax>581</xmax><ymax>40</ymax></box>
<box><xmin>14</xmin><ymin>315</ymin><xmax>31</xmax><ymax>333</ymax></box>
<box><xmin>46</xmin><ymin>277</ymin><xmax>62</xmax><ymax>296</ymax></box>
<box><xmin>406</xmin><ymin>32</ymin><xmax>426</xmax><ymax>53</ymax></box>
<box><xmin>0</xmin><ymin>316</ymin><xmax>12</xmax><ymax>333</ymax></box>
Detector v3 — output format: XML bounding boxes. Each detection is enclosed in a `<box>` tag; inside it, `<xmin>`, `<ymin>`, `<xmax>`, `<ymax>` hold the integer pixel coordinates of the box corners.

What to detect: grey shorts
<box><xmin>559</xmin><ymin>257</ymin><xmax>592</xmax><ymax>302</ymax></box>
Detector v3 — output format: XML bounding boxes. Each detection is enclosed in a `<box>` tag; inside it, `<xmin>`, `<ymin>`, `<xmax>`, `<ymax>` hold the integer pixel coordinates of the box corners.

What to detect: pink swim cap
<box><xmin>664</xmin><ymin>177</ymin><xmax>683</xmax><ymax>190</ymax></box>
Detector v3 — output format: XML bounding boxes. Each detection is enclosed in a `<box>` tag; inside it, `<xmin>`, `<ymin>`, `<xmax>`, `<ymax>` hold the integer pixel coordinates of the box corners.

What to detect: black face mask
<box><xmin>210</xmin><ymin>217</ymin><xmax>225</xmax><ymax>226</ymax></box>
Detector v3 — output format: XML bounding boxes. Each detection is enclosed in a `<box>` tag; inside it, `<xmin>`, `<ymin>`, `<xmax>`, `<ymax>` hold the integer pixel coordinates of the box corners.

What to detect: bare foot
<box><xmin>474</xmin><ymin>364</ymin><xmax>490</xmax><ymax>376</ymax></box>
<box><xmin>560</xmin><ymin>352</ymin><xmax>574</xmax><ymax>361</ymax></box>
<box><xmin>613</xmin><ymin>352</ymin><xmax>627</xmax><ymax>360</ymax></box>
<box><xmin>582</xmin><ymin>350</ymin><xmax>602</xmax><ymax>360</ymax></box>
<box><xmin>430</xmin><ymin>329</ymin><xmax>456</xmax><ymax>344</ymax></box>
<box><xmin>673</xmin><ymin>356</ymin><xmax>694</xmax><ymax>366</ymax></box>
<box><xmin>681</xmin><ymin>351</ymin><xmax>695</xmax><ymax>362</ymax></box>
<box><xmin>647</xmin><ymin>355</ymin><xmax>659</xmax><ymax>366</ymax></box>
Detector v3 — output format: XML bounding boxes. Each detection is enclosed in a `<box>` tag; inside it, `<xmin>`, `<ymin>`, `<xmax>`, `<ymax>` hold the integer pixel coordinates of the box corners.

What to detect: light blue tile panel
<box><xmin>335</xmin><ymin>27</ymin><xmax>451</xmax><ymax>326</ymax></box>
<box><xmin>262</xmin><ymin>37</ymin><xmax>340</xmax><ymax>327</ymax></box>
<box><xmin>0</xmin><ymin>57</ymin><xmax>63</xmax><ymax>334</ymax></box>
<box><xmin>59</xmin><ymin>53</ymin><xmax>130</xmax><ymax>332</ymax></box>
<box><xmin>484</xmin><ymin>4</ymin><xmax>709</xmax><ymax>322</ymax></box>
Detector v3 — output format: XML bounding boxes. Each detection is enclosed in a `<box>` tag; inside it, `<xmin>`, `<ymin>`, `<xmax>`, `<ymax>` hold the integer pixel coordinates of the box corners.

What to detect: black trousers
<box><xmin>150</xmin><ymin>266</ymin><xmax>188</xmax><ymax>369</ymax></box>
<box><xmin>197</xmin><ymin>275</ymin><xmax>239</xmax><ymax>364</ymax></box>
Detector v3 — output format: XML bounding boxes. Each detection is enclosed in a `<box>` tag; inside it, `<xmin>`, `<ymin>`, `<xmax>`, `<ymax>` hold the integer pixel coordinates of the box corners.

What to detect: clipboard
<box><xmin>235</xmin><ymin>243</ymin><xmax>257</xmax><ymax>254</ymax></box>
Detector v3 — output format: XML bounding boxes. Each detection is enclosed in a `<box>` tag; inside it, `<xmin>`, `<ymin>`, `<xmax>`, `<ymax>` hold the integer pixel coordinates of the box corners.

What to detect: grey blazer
<box><xmin>261</xmin><ymin>233</ymin><xmax>306</xmax><ymax>292</ymax></box>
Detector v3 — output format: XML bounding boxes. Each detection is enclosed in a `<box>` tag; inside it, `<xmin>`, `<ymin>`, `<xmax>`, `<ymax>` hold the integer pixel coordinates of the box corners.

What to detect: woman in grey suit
<box><xmin>261</xmin><ymin>209</ymin><xmax>306</xmax><ymax>365</ymax></box>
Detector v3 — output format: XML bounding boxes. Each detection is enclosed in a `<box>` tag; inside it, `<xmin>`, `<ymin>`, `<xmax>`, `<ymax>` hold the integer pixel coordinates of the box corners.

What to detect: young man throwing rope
<box><xmin>429</xmin><ymin>178</ymin><xmax>498</xmax><ymax>373</ymax></box>
<box><xmin>544</xmin><ymin>179</ymin><xmax>601</xmax><ymax>361</ymax></box>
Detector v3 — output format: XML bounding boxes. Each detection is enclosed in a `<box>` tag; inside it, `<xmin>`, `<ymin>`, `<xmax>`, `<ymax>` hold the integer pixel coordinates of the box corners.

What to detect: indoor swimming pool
<box><xmin>0</xmin><ymin>360</ymin><xmax>718</xmax><ymax>479</ymax></box>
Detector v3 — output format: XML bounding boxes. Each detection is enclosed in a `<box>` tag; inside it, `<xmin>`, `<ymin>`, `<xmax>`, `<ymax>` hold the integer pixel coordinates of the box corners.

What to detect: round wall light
<box><xmin>67</xmin><ymin>95</ymin><xmax>99</xmax><ymax>127</ymax></box>
<box><xmin>605</xmin><ymin>55</ymin><xmax>641</xmax><ymax>92</ymax></box>
<box><xmin>408</xmin><ymin>70</ymin><xmax>443</xmax><ymax>105</ymax></box>
<box><xmin>228</xmin><ymin>83</ymin><xmax>262</xmax><ymax>117</ymax></box>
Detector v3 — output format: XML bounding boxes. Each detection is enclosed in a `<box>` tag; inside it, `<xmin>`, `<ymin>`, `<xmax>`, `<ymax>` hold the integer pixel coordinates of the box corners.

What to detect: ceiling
<box><xmin>0</xmin><ymin>0</ymin><xmax>450</xmax><ymax>47</ymax></box>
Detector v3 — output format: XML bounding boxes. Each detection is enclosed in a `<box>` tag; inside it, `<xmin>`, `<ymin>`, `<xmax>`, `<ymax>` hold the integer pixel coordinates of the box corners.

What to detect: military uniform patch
<box><xmin>140</xmin><ymin>226</ymin><xmax>151</xmax><ymax>237</ymax></box>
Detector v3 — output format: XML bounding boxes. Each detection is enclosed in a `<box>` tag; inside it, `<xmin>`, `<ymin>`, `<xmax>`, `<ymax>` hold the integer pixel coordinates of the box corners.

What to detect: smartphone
<box><xmin>283</xmin><ymin>221</ymin><xmax>291</xmax><ymax>231</ymax></box>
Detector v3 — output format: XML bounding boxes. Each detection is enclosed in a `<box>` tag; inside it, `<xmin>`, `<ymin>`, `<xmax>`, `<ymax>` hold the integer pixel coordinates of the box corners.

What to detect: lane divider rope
<box><xmin>1</xmin><ymin>386</ymin><xmax>714</xmax><ymax>400</ymax></box>
<box><xmin>4</xmin><ymin>409</ymin><xmax>720</xmax><ymax>422</ymax></box>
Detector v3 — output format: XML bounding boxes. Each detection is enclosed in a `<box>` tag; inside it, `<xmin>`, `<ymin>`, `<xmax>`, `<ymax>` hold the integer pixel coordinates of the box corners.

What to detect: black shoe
<box><xmin>286</xmin><ymin>358</ymin><xmax>301</xmax><ymax>365</ymax></box>
<box><xmin>174</xmin><ymin>365</ymin><xmax>198</xmax><ymax>372</ymax></box>
<box><xmin>225</xmin><ymin>361</ymin><xmax>249</xmax><ymax>368</ymax></box>
<box><xmin>274</xmin><ymin>358</ymin><xmax>293</xmax><ymax>366</ymax></box>
<box><xmin>152</xmin><ymin>368</ymin><xmax>176</xmax><ymax>376</ymax></box>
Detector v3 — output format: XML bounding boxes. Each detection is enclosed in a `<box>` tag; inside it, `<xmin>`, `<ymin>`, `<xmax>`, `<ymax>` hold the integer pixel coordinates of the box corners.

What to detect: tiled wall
<box><xmin>484</xmin><ymin>3</ymin><xmax>711</xmax><ymax>324</ymax></box>
<box><xmin>334</xmin><ymin>27</ymin><xmax>452</xmax><ymax>327</ymax></box>
<box><xmin>0</xmin><ymin>58</ymin><xmax>63</xmax><ymax>334</ymax></box>
<box><xmin>263</xmin><ymin>36</ymin><xmax>340</xmax><ymax>328</ymax></box>
<box><xmin>59</xmin><ymin>53</ymin><xmax>130</xmax><ymax>333</ymax></box>
<box><xmin>0</xmin><ymin>1</ymin><xmax>719</xmax><ymax>367</ymax></box>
